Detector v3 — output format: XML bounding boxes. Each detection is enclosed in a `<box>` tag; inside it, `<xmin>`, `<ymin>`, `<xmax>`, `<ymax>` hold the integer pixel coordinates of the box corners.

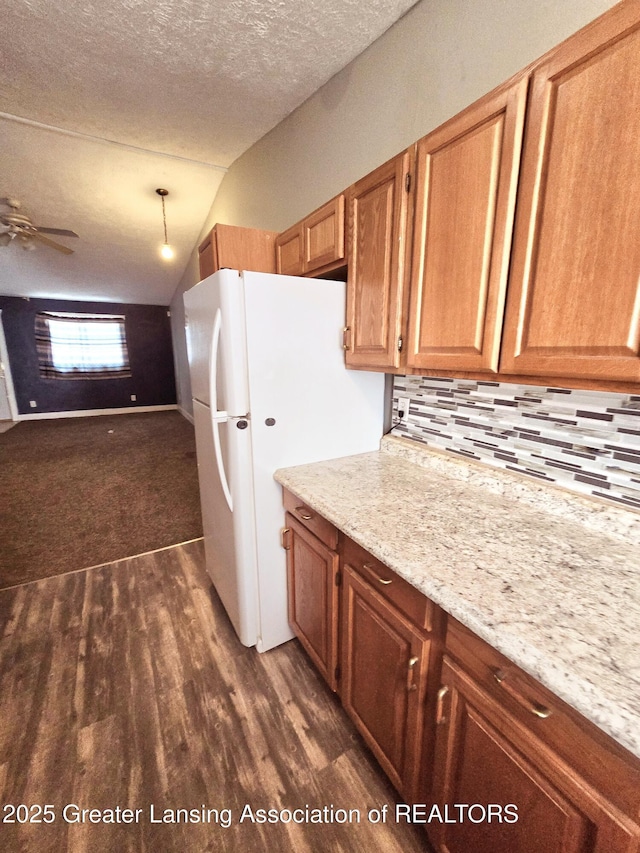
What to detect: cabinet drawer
<box><xmin>342</xmin><ymin>537</ymin><xmax>432</xmax><ymax>632</ymax></box>
<box><xmin>283</xmin><ymin>489</ymin><xmax>338</xmax><ymax>550</ymax></box>
<box><xmin>446</xmin><ymin>617</ymin><xmax>640</xmax><ymax>822</ymax></box>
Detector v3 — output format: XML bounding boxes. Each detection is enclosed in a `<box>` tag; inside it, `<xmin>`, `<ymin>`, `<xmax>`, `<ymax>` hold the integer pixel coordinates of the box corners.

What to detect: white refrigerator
<box><xmin>184</xmin><ymin>269</ymin><xmax>385</xmax><ymax>652</ymax></box>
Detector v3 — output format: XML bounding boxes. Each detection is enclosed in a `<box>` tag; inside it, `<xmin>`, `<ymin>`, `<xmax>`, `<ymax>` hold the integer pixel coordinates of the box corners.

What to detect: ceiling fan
<box><xmin>0</xmin><ymin>197</ymin><xmax>79</xmax><ymax>254</ymax></box>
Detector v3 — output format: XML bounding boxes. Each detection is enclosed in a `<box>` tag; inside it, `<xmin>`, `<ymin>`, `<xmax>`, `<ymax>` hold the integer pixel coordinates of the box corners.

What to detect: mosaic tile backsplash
<box><xmin>391</xmin><ymin>376</ymin><xmax>640</xmax><ymax>512</ymax></box>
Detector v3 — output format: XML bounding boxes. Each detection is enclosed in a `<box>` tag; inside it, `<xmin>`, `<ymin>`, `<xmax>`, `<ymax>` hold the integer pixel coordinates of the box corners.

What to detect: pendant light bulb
<box><xmin>155</xmin><ymin>188</ymin><xmax>174</xmax><ymax>262</ymax></box>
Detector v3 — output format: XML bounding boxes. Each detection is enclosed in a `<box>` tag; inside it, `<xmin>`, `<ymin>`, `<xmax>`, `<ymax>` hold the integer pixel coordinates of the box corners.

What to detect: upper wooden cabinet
<box><xmin>338</xmin><ymin>1</ymin><xmax>640</xmax><ymax>390</ymax></box>
<box><xmin>304</xmin><ymin>195</ymin><xmax>345</xmax><ymax>274</ymax></box>
<box><xmin>197</xmin><ymin>224</ymin><xmax>277</xmax><ymax>281</ymax></box>
<box><xmin>275</xmin><ymin>194</ymin><xmax>346</xmax><ymax>278</ymax></box>
<box><xmin>406</xmin><ymin>76</ymin><xmax>528</xmax><ymax>373</ymax></box>
<box><xmin>500</xmin><ymin>3</ymin><xmax>640</xmax><ymax>383</ymax></box>
<box><xmin>197</xmin><ymin>230</ymin><xmax>217</xmax><ymax>280</ymax></box>
<box><xmin>345</xmin><ymin>148</ymin><xmax>415</xmax><ymax>370</ymax></box>
<box><xmin>275</xmin><ymin>223</ymin><xmax>304</xmax><ymax>277</ymax></box>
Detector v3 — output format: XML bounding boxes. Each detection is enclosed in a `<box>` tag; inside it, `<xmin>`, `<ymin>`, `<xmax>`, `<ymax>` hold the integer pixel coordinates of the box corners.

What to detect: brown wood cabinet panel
<box><xmin>500</xmin><ymin>3</ymin><xmax>640</xmax><ymax>382</ymax></box>
<box><xmin>275</xmin><ymin>223</ymin><xmax>304</xmax><ymax>276</ymax></box>
<box><xmin>345</xmin><ymin>148</ymin><xmax>414</xmax><ymax>369</ymax></box>
<box><xmin>303</xmin><ymin>195</ymin><xmax>345</xmax><ymax>274</ymax></box>
<box><xmin>285</xmin><ymin>514</ymin><xmax>339</xmax><ymax>691</ymax></box>
<box><xmin>407</xmin><ymin>75</ymin><xmax>528</xmax><ymax>373</ymax></box>
<box><xmin>446</xmin><ymin>618</ymin><xmax>640</xmax><ymax>823</ymax></box>
<box><xmin>275</xmin><ymin>194</ymin><xmax>345</xmax><ymax>278</ymax></box>
<box><xmin>429</xmin><ymin>656</ymin><xmax>640</xmax><ymax>853</ymax></box>
<box><xmin>283</xmin><ymin>488</ymin><xmax>338</xmax><ymax>550</ymax></box>
<box><xmin>214</xmin><ymin>223</ymin><xmax>277</xmax><ymax>274</ymax></box>
<box><xmin>342</xmin><ymin>535</ymin><xmax>432</xmax><ymax>631</ymax></box>
<box><xmin>197</xmin><ymin>232</ymin><xmax>217</xmax><ymax>281</ymax></box>
<box><xmin>198</xmin><ymin>224</ymin><xmax>277</xmax><ymax>281</ymax></box>
<box><xmin>340</xmin><ymin>563</ymin><xmax>430</xmax><ymax>797</ymax></box>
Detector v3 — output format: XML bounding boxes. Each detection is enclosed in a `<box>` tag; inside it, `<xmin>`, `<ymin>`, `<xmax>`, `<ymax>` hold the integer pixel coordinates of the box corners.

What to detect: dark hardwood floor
<box><xmin>0</xmin><ymin>540</ymin><xmax>431</xmax><ymax>852</ymax></box>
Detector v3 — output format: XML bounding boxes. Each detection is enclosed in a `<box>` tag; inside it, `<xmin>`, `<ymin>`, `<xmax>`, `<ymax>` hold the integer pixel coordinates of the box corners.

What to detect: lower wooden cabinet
<box><xmin>284</xmin><ymin>513</ymin><xmax>340</xmax><ymax>691</ymax></box>
<box><xmin>281</xmin><ymin>488</ymin><xmax>640</xmax><ymax>852</ymax></box>
<box><xmin>429</xmin><ymin>620</ymin><xmax>640</xmax><ymax>853</ymax></box>
<box><xmin>340</xmin><ymin>562</ymin><xmax>432</xmax><ymax>800</ymax></box>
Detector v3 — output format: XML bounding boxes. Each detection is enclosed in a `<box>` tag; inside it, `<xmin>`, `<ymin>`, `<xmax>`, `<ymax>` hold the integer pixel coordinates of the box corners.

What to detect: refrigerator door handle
<box><xmin>209</xmin><ymin>308</ymin><xmax>233</xmax><ymax>510</ymax></box>
<box><xmin>212</xmin><ymin>417</ymin><xmax>233</xmax><ymax>512</ymax></box>
<box><xmin>209</xmin><ymin>307</ymin><xmax>224</xmax><ymax>418</ymax></box>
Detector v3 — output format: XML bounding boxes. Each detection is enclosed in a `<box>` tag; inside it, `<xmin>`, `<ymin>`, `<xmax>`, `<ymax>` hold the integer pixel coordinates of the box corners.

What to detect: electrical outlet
<box><xmin>396</xmin><ymin>394</ymin><xmax>411</xmax><ymax>426</ymax></box>
<box><xmin>130</xmin><ymin>394</ymin><xmax>137</xmax><ymax>401</ymax></box>
<box><xmin>29</xmin><ymin>400</ymin><xmax>37</xmax><ymax>408</ymax></box>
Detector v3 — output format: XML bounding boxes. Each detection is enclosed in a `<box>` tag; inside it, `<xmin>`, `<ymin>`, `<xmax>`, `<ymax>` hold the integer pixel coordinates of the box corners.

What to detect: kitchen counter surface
<box><xmin>274</xmin><ymin>435</ymin><xmax>640</xmax><ymax>760</ymax></box>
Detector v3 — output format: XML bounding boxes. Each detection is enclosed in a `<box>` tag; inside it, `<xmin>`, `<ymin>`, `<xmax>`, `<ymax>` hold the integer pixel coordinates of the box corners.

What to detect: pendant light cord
<box><xmin>156</xmin><ymin>188</ymin><xmax>170</xmax><ymax>245</ymax></box>
<box><xmin>161</xmin><ymin>194</ymin><xmax>168</xmax><ymax>244</ymax></box>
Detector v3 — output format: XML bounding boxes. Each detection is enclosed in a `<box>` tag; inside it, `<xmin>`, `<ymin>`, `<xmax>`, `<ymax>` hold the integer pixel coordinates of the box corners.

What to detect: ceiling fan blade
<box><xmin>35</xmin><ymin>227</ymin><xmax>79</xmax><ymax>237</ymax></box>
<box><xmin>33</xmin><ymin>233</ymin><xmax>74</xmax><ymax>255</ymax></box>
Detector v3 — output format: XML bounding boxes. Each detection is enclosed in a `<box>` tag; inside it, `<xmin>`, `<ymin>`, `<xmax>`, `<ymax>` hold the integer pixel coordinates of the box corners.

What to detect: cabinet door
<box><xmin>341</xmin><ymin>563</ymin><xmax>429</xmax><ymax>797</ymax></box>
<box><xmin>429</xmin><ymin>657</ymin><xmax>640</xmax><ymax>853</ymax></box>
<box><xmin>303</xmin><ymin>194</ymin><xmax>345</xmax><ymax>274</ymax></box>
<box><xmin>214</xmin><ymin>224</ymin><xmax>277</xmax><ymax>274</ymax></box>
<box><xmin>500</xmin><ymin>4</ymin><xmax>640</xmax><ymax>382</ymax></box>
<box><xmin>276</xmin><ymin>223</ymin><xmax>304</xmax><ymax>276</ymax></box>
<box><xmin>345</xmin><ymin>148</ymin><xmax>414</xmax><ymax>370</ymax></box>
<box><xmin>406</xmin><ymin>76</ymin><xmax>528</xmax><ymax>372</ymax></box>
<box><xmin>285</xmin><ymin>515</ymin><xmax>339</xmax><ymax>691</ymax></box>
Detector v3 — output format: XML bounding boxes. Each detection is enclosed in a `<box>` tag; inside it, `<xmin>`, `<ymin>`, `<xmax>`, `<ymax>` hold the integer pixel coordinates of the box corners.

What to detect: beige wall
<box><xmin>171</xmin><ymin>0</ymin><xmax>618</xmax><ymax>415</ymax></box>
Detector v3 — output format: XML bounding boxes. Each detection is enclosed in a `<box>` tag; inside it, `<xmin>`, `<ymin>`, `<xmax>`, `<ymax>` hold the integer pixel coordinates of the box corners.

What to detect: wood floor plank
<box><xmin>0</xmin><ymin>540</ymin><xmax>431</xmax><ymax>852</ymax></box>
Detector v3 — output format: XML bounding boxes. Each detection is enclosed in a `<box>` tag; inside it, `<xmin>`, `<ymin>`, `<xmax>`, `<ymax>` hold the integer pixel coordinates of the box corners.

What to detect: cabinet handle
<box><xmin>295</xmin><ymin>506</ymin><xmax>313</xmax><ymax>520</ymax></box>
<box><xmin>363</xmin><ymin>563</ymin><xmax>393</xmax><ymax>584</ymax></box>
<box><xmin>342</xmin><ymin>326</ymin><xmax>351</xmax><ymax>351</ymax></box>
<box><xmin>407</xmin><ymin>655</ymin><xmax>419</xmax><ymax>692</ymax></box>
<box><xmin>492</xmin><ymin>668</ymin><xmax>553</xmax><ymax>719</ymax></box>
<box><xmin>436</xmin><ymin>685</ymin><xmax>449</xmax><ymax>724</ymax></box>
<box><xmin>281</xmin><ymin>527</ymin><xmax>291</xmax><ymax>550</ymax></box>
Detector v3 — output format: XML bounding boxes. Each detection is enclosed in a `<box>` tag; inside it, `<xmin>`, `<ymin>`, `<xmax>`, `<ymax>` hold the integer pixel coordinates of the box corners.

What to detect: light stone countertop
<box><xmin>274</xmin><ymin>435</ymin><xmax>640</xmax><ymax>760</ymax></box>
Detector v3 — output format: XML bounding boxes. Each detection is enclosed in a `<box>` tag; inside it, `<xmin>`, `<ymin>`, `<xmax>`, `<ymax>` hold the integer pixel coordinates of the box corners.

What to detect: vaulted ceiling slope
<box><xmin>0</xmin><ymin>0</ymin><xmax>419</xmax><ymax>305</ymax></box>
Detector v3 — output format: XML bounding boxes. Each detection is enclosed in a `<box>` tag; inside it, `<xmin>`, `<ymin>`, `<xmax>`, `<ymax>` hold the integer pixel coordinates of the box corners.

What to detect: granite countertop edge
<box><xmin>274</xmin><ymin>435</ymin><xmax>640</xmax><ymax>761</ymax></box>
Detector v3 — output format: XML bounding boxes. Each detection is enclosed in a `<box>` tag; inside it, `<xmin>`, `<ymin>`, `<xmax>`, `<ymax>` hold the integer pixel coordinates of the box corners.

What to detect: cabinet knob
<box><xmin>342</xmin><ymin>326</ymin><xmax>351</xmax><ymax>351</ymax></box>
<box><xmin>295</xmin><ymin>506</ymin><xmax>313</xmax><ymax>521</ymax></box>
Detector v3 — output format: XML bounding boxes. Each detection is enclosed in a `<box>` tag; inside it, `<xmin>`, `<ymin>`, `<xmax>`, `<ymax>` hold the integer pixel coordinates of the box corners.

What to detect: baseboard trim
<box><xmin>177</xmin><ymin>405</ymin><xmax>194</xmax><ymax>424</ymax></box>
<box><xmin>18</xmin><ymin>404</ymin><xmax>178</xmax><ymax>420</ymax></box>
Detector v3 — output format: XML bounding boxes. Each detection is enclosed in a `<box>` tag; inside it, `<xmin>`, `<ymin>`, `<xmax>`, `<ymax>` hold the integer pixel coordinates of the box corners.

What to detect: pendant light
<box><xmin>155</xmin><ymin>188</ymin><xmax>174</xmax><ymax>260</ymax></box>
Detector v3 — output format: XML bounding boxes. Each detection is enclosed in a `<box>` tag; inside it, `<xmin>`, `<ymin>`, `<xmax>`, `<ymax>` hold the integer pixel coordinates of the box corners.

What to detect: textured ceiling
<box><xmin>0</xmin><ymin>0</ymin><xmax>419</xmax><ymax>305</ymax></box>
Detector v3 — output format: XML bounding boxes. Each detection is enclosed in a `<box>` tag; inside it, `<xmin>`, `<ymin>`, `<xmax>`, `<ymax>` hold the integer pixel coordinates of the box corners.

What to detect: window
<box><xmin>35</xmin><ymin>312</ymin><xmax>131</xmax><ymax>380</ymax></box>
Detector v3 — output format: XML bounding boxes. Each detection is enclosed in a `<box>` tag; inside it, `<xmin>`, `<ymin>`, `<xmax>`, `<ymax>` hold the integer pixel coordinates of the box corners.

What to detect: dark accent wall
<box><xmin>0</xmin><ymin>296</ymin><xmax>177</xmax><ymax>415</ymax></box>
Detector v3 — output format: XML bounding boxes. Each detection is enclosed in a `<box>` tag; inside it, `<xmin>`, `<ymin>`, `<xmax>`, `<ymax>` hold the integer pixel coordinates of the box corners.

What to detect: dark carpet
<box><xmin>0</xmin><ymin>410</ymin><xmax>203</xmax><ymax>589</ymax></box>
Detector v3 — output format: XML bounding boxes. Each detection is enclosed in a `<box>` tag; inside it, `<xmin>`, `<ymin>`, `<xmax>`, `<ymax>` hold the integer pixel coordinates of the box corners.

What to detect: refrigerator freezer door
<box><xmin>192</xmin><ymin>398</ymin><xmax>259</xmax><ymax>647</ymax></box>
<box><xmin>184</xmin><ymin>269</ymin><xmax>250</xmax><ymax>416</ymax></box>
